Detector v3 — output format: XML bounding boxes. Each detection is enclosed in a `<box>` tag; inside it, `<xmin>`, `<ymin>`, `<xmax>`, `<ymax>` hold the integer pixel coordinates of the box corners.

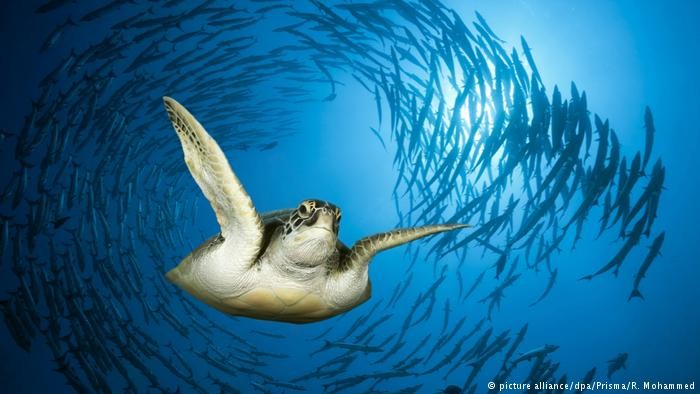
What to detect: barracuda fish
<box><xmin>40</xmin><ymin>18</ymin><xmax>76</xmax><ymax>52</ymax></box>
<box><xmin>629</xmin><ymin>232</ymin><xmax>665</xmax><ymax>301</ymax></box>
<box><xmin>530</xmin><ymin>268</ymin><xmax>558</xmax><ymax>306</ymax></box>
<box><xmin>510</xmin><ymin>344</ymin><xmax>560</xmax><ymax>368</ymax></box>
<box><xmin>34</xmin><ymin>0</ymin><xmax>74</xmax><ymax>14</ymax></box>
<box><xmin>607</xmin><ymin>352</ymin><xmax>629</xmax><ymax>378</ymax></box>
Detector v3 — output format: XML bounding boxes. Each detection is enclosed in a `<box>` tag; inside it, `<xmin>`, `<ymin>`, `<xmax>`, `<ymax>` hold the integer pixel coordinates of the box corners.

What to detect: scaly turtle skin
<box><xmin>162</xmin><ymin>96</ymin><xmax>468</xmax><ymax>323</ymax></box>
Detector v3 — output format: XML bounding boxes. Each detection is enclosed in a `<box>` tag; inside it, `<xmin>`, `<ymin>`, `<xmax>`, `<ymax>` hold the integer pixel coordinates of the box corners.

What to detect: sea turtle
<box><xmin>162</xmin><ymin>96</ymin><xmax>468</xmax><ymax>323</ymax></box>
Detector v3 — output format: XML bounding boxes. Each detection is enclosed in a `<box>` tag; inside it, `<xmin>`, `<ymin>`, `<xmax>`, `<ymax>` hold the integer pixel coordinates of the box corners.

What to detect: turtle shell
<box><xmin>221</xmin><ymin>287</ymin><xmax>337</xmax><ymax>323</ymax></box>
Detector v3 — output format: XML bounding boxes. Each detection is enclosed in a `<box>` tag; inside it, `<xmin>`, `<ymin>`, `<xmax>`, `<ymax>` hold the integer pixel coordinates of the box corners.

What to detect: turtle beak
<box><xmin>334</xmin><ymin>208</ymin><xmax>341</xmax><ymax>234</ymax></box>
<box><xmin>315</xmin><ymin>213</ymin><xmax>336</xmax><ymax>234</ymax></box>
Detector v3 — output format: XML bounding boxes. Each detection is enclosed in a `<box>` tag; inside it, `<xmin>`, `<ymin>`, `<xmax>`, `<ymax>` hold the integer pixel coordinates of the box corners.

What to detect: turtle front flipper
<box><xmin>163</xmin><ymin>96</ymin><xmax>263</xmax><ymax>262</ymax></box>
<box><xmin>338</xmin><ymin>224</ymin><xmax>470</xmax><ymax>272</ymax></box>
<box><xmin>324</xmin><ymin>224</ymin><xmax>469</xmax><ymax>309</ymax></box>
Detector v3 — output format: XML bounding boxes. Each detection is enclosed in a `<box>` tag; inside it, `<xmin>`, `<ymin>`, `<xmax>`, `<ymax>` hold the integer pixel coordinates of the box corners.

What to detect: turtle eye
<box><xmin>298</xmin><ymin>202</ymin><xmax>311</xmax><ymax>218</ymax></box>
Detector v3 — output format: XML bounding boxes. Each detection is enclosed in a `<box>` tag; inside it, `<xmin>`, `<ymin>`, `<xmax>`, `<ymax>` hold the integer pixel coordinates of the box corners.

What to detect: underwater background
<box><xmin>1</xmin><ymin>0</ymin><xmax>698</xmax><ymax>393</ymax></box>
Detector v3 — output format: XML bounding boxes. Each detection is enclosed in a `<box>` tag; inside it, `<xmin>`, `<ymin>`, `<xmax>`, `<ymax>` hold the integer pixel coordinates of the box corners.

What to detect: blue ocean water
<box><xmin>1</xmin><ymin>0</ymin><xmax>698</xmax><ymax>393</ymax></box>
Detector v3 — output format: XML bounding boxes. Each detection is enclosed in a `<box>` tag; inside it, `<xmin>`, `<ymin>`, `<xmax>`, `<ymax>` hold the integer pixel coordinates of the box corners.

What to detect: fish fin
<box><xmin>628</xmin><ymin>289</ymin><xmax>644</xmax><ymax>301</ymax></box>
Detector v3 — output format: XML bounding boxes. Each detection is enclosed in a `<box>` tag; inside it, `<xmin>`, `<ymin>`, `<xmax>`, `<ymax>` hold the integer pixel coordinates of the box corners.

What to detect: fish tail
<box><xmin>628</xmin><ymin>288</ymin><xmax>644</xmax><ymax>301</ymax></box>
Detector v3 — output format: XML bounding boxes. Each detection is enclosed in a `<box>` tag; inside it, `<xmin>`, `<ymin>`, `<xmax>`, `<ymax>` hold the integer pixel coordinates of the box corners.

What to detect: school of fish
<box><xmin>0</xmin><ymin>0</ymin><xmax>665</xmax><ymax>393</ymax></box>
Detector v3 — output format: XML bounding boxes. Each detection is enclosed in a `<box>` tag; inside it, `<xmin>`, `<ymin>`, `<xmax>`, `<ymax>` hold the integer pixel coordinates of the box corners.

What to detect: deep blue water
<box><xmin>1</xmin><ymin>1</ymin><xmax>698</xmax><ymax>393</ymax></box>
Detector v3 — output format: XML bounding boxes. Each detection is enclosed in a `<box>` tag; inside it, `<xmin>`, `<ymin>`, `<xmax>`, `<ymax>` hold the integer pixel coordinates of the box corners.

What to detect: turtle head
<box><xmin>280</xmin><ymin>199</ymin><xmax>342</xmax><ymax>265</ymax></box>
